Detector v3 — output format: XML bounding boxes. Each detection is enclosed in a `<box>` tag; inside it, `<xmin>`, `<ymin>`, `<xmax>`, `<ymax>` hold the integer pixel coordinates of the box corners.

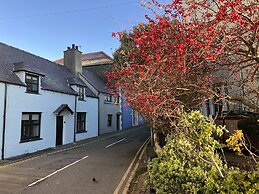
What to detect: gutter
<box><xmin>2</xmin><ymin>83</ymin><xmax>7</xmax><ymax>160</ymax></box>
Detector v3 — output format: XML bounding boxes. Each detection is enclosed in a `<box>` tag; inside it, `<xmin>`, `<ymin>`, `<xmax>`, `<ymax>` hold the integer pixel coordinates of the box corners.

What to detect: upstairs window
<box><xmin>105</xmin><ymin>94</ymin><xmax>112</xmax><ymax>102</ymax></box>
<box><xmin>25</xmin><ymin>74</ymin><xmax>39</xmax><ymax>94</ymax></box>
<box><xmin>78</xmin><ymin>86</ymin><xmax>85</xmax><ymax>101</ymax></box>
<box><xmin>115</xmin><ymin>96</ymin><xmax>120</xmax><ymax>104</ymax></box>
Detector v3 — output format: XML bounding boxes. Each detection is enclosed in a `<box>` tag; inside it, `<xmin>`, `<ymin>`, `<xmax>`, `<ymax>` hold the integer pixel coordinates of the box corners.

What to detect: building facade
<box><xmin>0</xmin><ymin>43</ymin><xmax>98</xmax><ymax>159</ymax></box>
<box><xmin>56</xmin><ymin>51</ymin><xmax>122</xmax><ymax>135</ymax></box>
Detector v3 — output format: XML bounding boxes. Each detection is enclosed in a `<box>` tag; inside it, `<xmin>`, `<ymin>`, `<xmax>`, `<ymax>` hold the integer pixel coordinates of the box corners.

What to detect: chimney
<box><xmin>64</xmin><ymin>44</ymin><xmax>82</xmax><ymax>76</ymax></box>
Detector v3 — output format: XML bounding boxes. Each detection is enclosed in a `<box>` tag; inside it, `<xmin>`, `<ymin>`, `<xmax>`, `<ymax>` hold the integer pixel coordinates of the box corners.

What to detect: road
<box><xmin>0</xmin><ymin>126</ymin><xmax>150</xmax><ymax>194</ymax></box>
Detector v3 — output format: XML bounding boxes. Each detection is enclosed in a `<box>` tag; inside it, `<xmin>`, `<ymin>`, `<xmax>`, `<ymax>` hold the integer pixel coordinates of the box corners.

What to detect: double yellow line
<box><xmin>113</xmin><ymin>136</ymin><xmax>151</xmax><ymax>194</ymax></box>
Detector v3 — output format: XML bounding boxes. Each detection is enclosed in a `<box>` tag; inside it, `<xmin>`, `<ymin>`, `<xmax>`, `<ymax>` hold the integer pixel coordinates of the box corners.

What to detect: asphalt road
<box><xmin>0</xmin><ymin>126</ymin><xmax>150</xmax><ymax>194</ymax></box>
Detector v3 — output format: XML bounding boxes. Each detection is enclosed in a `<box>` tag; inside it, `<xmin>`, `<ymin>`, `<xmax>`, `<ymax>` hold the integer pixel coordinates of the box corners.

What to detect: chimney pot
<box><xmin>76</xmin><ymin>46</ymin><xmax>78</xmax><ymax>50</ymax></box>
<box><xmin>72</xmin><ymin>44</ymin><xmax>75</xmax><ymax>49</ymax></box>
<box><xmin>67</xmin><ymin>47</ymin><xmax>71</xmax><ymax>50</ymax></box>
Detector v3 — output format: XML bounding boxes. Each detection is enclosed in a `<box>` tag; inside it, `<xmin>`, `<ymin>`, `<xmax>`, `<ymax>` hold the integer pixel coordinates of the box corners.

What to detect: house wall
<box><xmin>138</xmin><ymin>115</ymin><xmax>145</xmax><ymax>125</ymax></box>
<box><xmin>2</xmin><ymin>84</ymin><xmax>75</xmax><ymax>159</ymax></box>
<box><xmin>122</xmin><ymin>98</ymin><xmax>145</xmax><ymax>129</ymax></box>
<box><xmin>99</xmin><ymin>93</ymin><xmax>121</xmax><ymax>134</ymax></box>
<box><xmin>122</xmin><ymin>102</ymin><xmax>133</xmax><ymax>129</ymax></box>
<box><xmin>76</xmin><ymin>97</ymin><xmax>98</xmax><ymax>141</ymax></box>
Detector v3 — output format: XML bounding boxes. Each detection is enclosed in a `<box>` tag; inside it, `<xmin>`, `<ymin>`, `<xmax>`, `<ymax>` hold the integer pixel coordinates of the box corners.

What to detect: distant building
<box><xmin>121</xmin><ymin>98</ymin><xmax>145</xmax><ymax>129</ymax></box>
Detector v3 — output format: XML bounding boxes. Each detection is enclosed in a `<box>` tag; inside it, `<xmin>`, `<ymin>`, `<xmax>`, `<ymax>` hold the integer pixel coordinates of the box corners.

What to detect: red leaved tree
<box><xmin>107</xmin><ymin>0</ymin><xmax>258</xmax><ymax>151</ymax></box>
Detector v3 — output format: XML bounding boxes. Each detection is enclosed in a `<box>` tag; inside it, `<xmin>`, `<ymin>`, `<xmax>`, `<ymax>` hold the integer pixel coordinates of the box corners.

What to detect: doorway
<box><xmin>56</xmin><ymin>116</ymin><xmax>63</xmax><ymax>146</ymax></box>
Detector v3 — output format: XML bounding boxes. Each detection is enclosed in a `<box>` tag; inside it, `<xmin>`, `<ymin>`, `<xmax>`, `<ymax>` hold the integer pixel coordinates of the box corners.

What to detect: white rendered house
<box><xmin>0</xmin><ymin>43</ymin><xmax>98</xmax><ymax>159</ymax></box>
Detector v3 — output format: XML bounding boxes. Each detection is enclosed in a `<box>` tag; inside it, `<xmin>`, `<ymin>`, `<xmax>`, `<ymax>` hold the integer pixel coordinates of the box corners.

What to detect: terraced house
<box><xmin>55</xmin><ymin>49</ymin><xmax>145</xmax><ymax>133</ymax></box>
<box><xmin>55</xmin><ymin>50</ymin><xmax>122</xmax><ymax>135</ymax></box>
<box><xmin>0</xmin><ymin>42</ymin><xmax>98</xmax><ymax>159</ymax></box>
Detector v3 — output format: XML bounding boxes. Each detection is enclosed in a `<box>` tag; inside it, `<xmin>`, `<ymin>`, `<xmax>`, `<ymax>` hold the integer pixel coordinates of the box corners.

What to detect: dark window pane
<box><xmin>21</xmin><ymin>113</ymin><xmax>41</xmax><ymax>141</ymax></box>
<box><xmin>107</xmin><ymin>114</ymin><xmax>112</xmax><ymax>126</ymax></box>
<box><xmin>25</xmin><ymin>74</ymin><xmax>39</xmax><ymax>93</ymax></box>
<box><xmin>77</xmin><ymin>113</ymin><xmax>86</xmax><ymax>132</ymax></box>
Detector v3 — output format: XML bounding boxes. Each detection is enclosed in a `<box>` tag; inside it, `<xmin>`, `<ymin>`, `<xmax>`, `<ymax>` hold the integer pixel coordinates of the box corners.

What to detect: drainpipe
<box><xmin>98</xmin><ymin>93</ymin><xmax>100</xmax><ymax>136</ymax></box>
<box><xmin>73</xmin><ymin>95</ymin><xmax>77</xmax><ymax>142</ymax></box>
<box><xmin>2</xmin><ymin>83</ymin><xmax>7</xmax><ymax>160</ymax></box>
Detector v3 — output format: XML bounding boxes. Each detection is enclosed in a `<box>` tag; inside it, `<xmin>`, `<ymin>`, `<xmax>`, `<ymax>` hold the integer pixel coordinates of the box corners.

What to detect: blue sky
<box><xmin>0</xmin><ymin>0</ymin><xmax>150</xmax><ymax>60</ymax></box>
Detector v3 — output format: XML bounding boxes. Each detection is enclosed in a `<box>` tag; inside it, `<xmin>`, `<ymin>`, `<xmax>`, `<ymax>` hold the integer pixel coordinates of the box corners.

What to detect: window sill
<box><xmin>25</xmin><ymin>92</ymin><xmax>41</xmax><ymax>95</ymax></box>
<box><xmin>104</xmin><ymin>101</ymin><xmax>113</xmax><ymax>104</ymax></box>
<box><xmin>78</xmin><ymin>99</ymin><xmax>86</xmax><ymax>101</ymax></box>
<box><xmin>76</xmin><ymin>131</ymin><xmax>87</xmax><ymax>134</ymax></box>
<box><xmin>20</xmin><ymin>137</ymin><xmax>42</xmax><ymax>143</ymax></box>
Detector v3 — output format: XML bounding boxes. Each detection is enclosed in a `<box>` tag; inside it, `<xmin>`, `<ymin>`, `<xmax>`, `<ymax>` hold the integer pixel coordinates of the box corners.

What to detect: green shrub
<box><xmin>148</xmin><ymin>111</ymin><xmax>259</xmax><ymax>194</ymax></box>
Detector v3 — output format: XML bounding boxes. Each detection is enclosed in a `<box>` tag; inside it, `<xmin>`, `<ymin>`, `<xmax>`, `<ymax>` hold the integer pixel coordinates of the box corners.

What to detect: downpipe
<box><xmin>2</xmin><ymin>83</ymin><xmax>7</xmax><ymax>160</ymax></box>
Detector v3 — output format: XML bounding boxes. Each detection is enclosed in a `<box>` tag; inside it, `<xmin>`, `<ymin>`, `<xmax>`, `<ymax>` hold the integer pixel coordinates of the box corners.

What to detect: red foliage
<box><xmin>107</xmin><ymin>0</ymin><xmax>259</xmax><ymax>128</ymax></box>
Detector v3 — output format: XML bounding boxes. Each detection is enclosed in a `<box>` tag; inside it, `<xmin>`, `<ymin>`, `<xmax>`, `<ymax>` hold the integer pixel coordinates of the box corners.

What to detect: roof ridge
<box><xmin>0</xmin><ymin>42</ymin><xmax>63</xmax><ymax>67</ymax></box>
<box><xmin>82</xmin><ymin>51</ymin><xmax>113</xmax><ymax>60</ymax></box>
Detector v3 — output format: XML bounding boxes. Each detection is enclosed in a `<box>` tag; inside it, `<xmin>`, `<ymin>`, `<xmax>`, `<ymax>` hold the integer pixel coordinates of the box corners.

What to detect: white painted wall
<box><xmin>0</xmin><ymin>81</ymin><xmax>99</xmax><ymax>159</ymax></box>
<box><xmin>76</xmin><ymin>97</ymin><xmax>98</xmax><ymax>141</ymax></box>
<box><xmin>3</xmin><ymin>84</ymin><xmax>75</xmax><ymax>158</ymax></box>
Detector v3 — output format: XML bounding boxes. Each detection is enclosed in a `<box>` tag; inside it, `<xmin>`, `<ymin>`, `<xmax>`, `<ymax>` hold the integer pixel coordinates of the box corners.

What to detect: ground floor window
<box><xmin>21</xmin><ymin>112</ymin><xmax>41</xmax><ymax>142</ymax></box>
<box><xmin>107</xmin><ymin>114</ymin><xmax>112</xmax><ymax>126</ymax></box>
<box><xmin>77</xmin><ymin>112</ymin><xmax>86</xmax><ymax>133</ymax></box>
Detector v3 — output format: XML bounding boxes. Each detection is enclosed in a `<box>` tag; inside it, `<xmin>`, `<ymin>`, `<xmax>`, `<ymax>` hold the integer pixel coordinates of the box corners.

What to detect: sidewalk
<box><xmin>0</xmin><ymin>125</ymin><xmax>147</xmax><ymax>168</ymax></box>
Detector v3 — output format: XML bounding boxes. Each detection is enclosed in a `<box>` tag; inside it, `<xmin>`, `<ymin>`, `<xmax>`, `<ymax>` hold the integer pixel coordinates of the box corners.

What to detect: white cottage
<box><xmin>0</xmin><ymin>42</ymin><xmax>98</xmax><ymax>159</ymax></box>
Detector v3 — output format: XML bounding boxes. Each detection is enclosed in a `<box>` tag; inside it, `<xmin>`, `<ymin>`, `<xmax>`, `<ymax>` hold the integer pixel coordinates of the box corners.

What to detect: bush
<box><xmin>148</xmin><ymin>111</ymin><xmax>259</xmax><ymax>194</ymax></box>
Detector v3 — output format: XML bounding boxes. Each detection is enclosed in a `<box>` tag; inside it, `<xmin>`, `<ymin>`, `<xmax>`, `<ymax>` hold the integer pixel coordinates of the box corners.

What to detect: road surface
<box><xmin>0</xmin><ymin>126</ymin><xmax>150</xmax><ymax>194</ymax></box>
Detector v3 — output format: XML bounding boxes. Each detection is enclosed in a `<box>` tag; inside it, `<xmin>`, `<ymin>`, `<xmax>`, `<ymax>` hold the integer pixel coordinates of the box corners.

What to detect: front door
<box><xmin>56</xmin><ymin>116</ymin><xmax>63</xmax><ymax>146</ymax></box>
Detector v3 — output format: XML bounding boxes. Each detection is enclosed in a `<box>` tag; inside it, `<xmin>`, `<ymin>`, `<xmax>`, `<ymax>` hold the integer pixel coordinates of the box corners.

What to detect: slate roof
<box><xmin>54</xmin><ymin>51</ymin><xmax>113</xmax><ymax>94</ymax></box>
<box><xmin>55</xmin><ymin>51</ymin><xmax>113</xmax><ymax>66</ymax></box>
<box><xmin>0</xmin><ymin>42</ymin><xmax>97</xmax><ymax>98</ymax></box>
<box><xmin>82</xmin><ymin>51</ymin><xmax>113</xmax><ymax>66</ymax></box>
<box><xmin>53</xmin><ymin>104</ymin><xmax>74</xmax><ymax>115</ymax></box>
<box><xmin>81</xmin><ymin>69</ymin><xmax>108</xmax><ymax>93</ymax></box>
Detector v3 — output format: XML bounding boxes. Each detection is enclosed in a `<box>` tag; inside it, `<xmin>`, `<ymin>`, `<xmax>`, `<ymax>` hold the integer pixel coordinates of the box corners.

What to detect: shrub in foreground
<box><xmin>148</xmin><ymin>111</ymin><xmax>259</xmax><ymax>194</ymax></box>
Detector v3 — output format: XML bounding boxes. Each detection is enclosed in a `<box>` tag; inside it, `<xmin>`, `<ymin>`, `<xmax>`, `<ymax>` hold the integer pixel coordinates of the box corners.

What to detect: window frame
<box><xmin>77</xmin><ymin>112</ymin><xmax>86</xmax><ymax>133</ymax></box>
<box><xmin>25</xmin><ymin>73</ymin><xmax>39</xmax><ymax>94</ymax></box>
<box><xmin>78</xmin><ymin>86</ymin><xmax>85</xmax><ymax>101</ymax></box>
<box><xmin>114</xmin><ymin>95</ymin><xmax>120</xmax><ymax>104</ymax></box>
<box><xmin>105</xmin><ymin>94</ymin><xmax>112</xmax><ymax>102</ymax></box>
<box><xmin>107</xmin><ymin>114</ymin><xmax>112</xmax><ymax>127</ymax></box>
<box><xmin>21</xmin><ymin>112</ymin><xmax>41</xmax><ymax>142</ymax></box>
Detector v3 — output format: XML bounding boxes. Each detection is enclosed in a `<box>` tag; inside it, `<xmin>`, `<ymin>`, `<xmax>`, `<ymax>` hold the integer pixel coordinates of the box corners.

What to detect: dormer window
<box><xmin>25</xmin><ymin>73</ymin><xmax>39</xmax><ymax>94</ymax></box>
<box><xmin>78</xmin><ymin>86</ymin><xmax>85</xmax><ymax>101</ymax></box>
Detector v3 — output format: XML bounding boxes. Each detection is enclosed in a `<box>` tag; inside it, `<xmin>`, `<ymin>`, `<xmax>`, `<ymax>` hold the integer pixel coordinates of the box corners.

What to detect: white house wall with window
<box><xmin>76</xmin><ymin>93</ymin><xmax>98</xmax><ymax>141</ymax></box>
<box><xmin>55</xmin><ymin>51</ymin><xmax>122</xmax><ymax>135</ymax></box>
<box><xmin>0</xmin><ymin>42</ymin><xmax>98</xmax><ymax>159</ymax></box>
<box><xmin>0</xmin><ymin>83</ymin><xmax>75</xmax><ymax>158</ymax></box>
